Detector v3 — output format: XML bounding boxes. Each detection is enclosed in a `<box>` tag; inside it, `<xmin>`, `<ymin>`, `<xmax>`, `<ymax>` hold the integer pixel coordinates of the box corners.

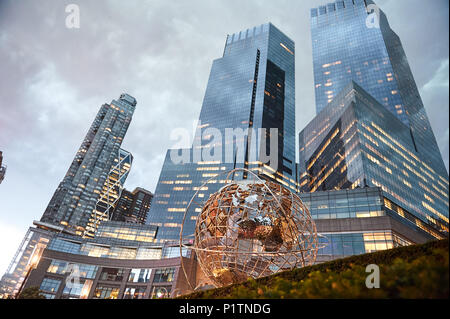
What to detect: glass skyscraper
<box><xmin>299</xmin><ymin>82</ymin><xmax>448</xmax><ymax>238</ymax></box>
<box><xmin>298</xmin><ymin>0</ymin><xmax>449</xmax><ymax>241</ymax></box>
<box><xmin>310</xmin><ymin>0</ymin><xmax>447</xmax><ymax>178</ymax></box>
<box><xmin>147</xmin><ymin>23</ymin><xmax>297</xmax><ymax>241</ymax></box>
<box><xmin>39</xmin><ymin>94</ymin><xmax>137</xmax><ymax>236</ymax></box>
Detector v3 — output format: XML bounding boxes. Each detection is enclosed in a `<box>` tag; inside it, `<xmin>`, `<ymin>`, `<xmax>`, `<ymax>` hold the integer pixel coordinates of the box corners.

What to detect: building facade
<box><xmin>111</xmin><ymin>187</ymin><xmax>153</xmax><ymax>224</ymax></box>
<box><xmin>40</xmin><ymin>94</ymin><xmax>137</xmax><ymax>236</ymax></box>
<box><xmin>299</xmin><ymin>0</ymin><xmax>449</xmax><ymax>250</ymax></box>
<box><xmin>310</xmin><ymin>0</ymin><xmax>447</xmax><ymax>180</ymax></box>
<box><xmin>299</xmin><ymin>82</ymin><xmax>448</xmax><ymax>239</ymax></box>
<box><xmin>9</xmin><ymin>186</ymin><xmax>437</xmax><ymax>299</ymax></box>
<box><xmin>0</xmin><ymin>227</ymin><xmax>55</xmax><ymax>298</ymax></box>
<box><xmin>300</xmin><ymin>187</ymin><xmax>437</xmax><ymax>262</ymax></box>
<box><xmin>147</xmin><ymin>23</ymin><xmax>298</xmax><ymax>242</ymax></box>
<box><xmin>19</xmin><ymin>222</ymin><xmax>196</xmax><ymax>299</ymax></box>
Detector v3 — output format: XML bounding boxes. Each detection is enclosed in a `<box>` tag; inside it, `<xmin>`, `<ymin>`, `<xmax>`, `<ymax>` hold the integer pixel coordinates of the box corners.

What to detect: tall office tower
<box><xmin>310</xmin><ymin>0</ymin><xmax>447</xmax><ymax>178</ymax></box>
<box><xmin>299</xmin><ymin>82</ymin><xmax>448</xmax><ymax>240</ymax></box>
<box><xmin>0</xmin><ymin>151</ymin><xmax>6</xmax><ymax>184</ymax></box>
<box><xmin>38</xmin><ymin>94</ymin><xmax>137</xmax><ymax>236</ymax></box>
<box><xmin>147</xmin><ymin>23</ymin><xmax>297</xmax><ymax>241</ymax></box>
<box><xmin>111</xmin><ymin>187</ymin><xmax>153</xmax><ymax>224</ymax></box>
<box><xmin>298</xmin><ymin>0</ymin><xmax>449</xmax><ymax>242</ymax></box>
<box><xmin>84</xmin><ymin>149</ymin><xmax>133</xmax><ymax>237</ymax></box>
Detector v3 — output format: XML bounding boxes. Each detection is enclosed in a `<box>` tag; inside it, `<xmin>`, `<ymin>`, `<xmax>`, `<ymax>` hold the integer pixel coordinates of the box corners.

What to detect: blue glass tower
<box><xmin>310</xmin><ymin>0</ymin><xmax>447</xmax><ymax>178</ymax></box>
<box><xmin>299</xmin><ymin>0</ymin><xmax>449</xmax><ymax>242</ymax></box>
<box><xmin>299</xmin><ymin>82</ymin><xmax>449</xmax><ymax>238</ymax></box>
<box><xmin>147</xmin><ymin>23</ymin><xmax>297</xmax><ymax>241</ymax></box>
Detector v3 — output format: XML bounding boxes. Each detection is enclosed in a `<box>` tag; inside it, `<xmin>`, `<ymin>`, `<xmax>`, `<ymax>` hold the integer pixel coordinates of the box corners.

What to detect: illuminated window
<box><xmin>424</xmin><ymin>194</ymin><xmax>434</xmax><ymax>204</ymax></box>
<box><xmin>280</xmin><ymin>43</ymin><xmax>294</xmax><ymax>55</ymax></box>
<box><xmin>167</xmin><ymin>208</ymin><xmax>185</xmax><ymax>212</ymax></box>
<box><xmin>40</xmin><ymin>277</ymin><xmax>61</xmax><ymax>293</ymax></box>
<box><xmin>93</xmin><ymin>286</ymin><xmax>119</xmax><ymax>299</ymax></box>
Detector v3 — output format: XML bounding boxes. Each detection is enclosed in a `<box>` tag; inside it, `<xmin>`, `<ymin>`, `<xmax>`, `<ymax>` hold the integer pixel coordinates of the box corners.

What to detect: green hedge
<box><xmin>181</xmin><ymin>239</ymin><xmax>449</xmax><ymax>299</ymax></box>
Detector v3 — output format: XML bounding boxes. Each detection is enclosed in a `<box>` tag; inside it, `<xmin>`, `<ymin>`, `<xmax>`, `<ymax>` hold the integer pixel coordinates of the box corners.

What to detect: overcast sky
<box><xmin>0</xmin><ymin>0</ymin><xmax>448</xmax><ymax>276</ymax></box>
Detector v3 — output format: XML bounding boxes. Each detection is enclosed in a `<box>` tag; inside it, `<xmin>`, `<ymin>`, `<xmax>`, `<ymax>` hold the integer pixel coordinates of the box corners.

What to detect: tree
<box><xmin>17</xmin><ymin>286</ymin><xmax>46</xmax><ymax>299</ymax></box>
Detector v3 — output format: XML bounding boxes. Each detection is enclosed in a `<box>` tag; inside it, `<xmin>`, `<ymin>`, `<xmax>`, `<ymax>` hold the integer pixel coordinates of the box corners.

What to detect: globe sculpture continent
<box><xmin>189</xmin><ymin>173</ymin><xmax>318</xmax><ymax>288</ymax></box>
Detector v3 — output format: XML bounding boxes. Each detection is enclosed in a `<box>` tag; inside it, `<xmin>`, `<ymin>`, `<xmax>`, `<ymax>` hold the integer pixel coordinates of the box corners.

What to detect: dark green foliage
<box><xmin>17</xmin><ymin>286</ymin><xmax>46</xmax><ymax>299</ymax></box>
<box><xmin>181</xmin><ymin>239</ymin><xmax>449</xmax><ymax>299</ymax></box>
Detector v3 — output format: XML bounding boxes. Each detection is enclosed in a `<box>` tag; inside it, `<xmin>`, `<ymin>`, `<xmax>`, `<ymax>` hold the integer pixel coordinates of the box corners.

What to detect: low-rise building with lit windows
<box><xmin>301</xmin><ymin>187</ymin><xmax>440</xmax><ymax>262</ymax></box>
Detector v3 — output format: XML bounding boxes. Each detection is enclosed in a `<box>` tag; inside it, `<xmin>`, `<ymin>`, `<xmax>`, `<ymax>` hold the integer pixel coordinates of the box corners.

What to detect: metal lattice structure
<box><xmin>180</xmin><ymin>168</ymin><xmax>320</xmax><ymax>288</ymax></box>
<box><xmin>84</xmin><ymin>149</ymin><xmax>132</xmax><ymax>237</ymax></box>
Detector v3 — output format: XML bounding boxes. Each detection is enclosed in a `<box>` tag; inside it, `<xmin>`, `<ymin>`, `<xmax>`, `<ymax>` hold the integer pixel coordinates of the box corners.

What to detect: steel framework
<box><xmin>84</xmin><ymin>149</ymin><xmax>132</xmax><ymax>237</ymax></box>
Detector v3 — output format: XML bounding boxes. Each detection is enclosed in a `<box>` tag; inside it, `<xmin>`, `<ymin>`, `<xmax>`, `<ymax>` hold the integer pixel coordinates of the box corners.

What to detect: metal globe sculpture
<box><xmin>180</xmin><ymin>168</ymin><xmax>319</xmax><ymax>288</ymax></box>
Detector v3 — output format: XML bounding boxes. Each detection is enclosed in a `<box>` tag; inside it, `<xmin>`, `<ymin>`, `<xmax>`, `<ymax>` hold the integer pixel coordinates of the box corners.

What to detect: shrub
<box><xmin>181</xmin><ymin>239</ymin><xmax>449</xmax><ymax>299</ymax></box>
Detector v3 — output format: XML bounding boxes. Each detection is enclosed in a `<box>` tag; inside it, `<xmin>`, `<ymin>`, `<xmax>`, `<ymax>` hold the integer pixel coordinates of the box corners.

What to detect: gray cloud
<box><xmin>0</xmin><ymin>0</ymin><xmax>448</xmax><ymax>274</ymax></box>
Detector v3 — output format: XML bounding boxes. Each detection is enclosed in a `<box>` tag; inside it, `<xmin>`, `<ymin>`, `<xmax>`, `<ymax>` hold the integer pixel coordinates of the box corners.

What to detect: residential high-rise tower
<box><xmin>39</xmin><ymin>94</ymin><xmax>137</xmax><ymax>236</ymax></box>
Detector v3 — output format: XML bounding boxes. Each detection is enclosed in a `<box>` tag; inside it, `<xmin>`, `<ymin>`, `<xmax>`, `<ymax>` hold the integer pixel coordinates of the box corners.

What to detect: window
<box><xmin>48</xmin><ymin>238</ymin><xmax>81</xmax><ymax>254</ymax></box>
<box><xmin>123</xmin><ymin>287</ymin><xmax>146</xmax><ymax>299</ymax></box>
<box><xmin>99</xmin><ymin>268</ymin><xmax>124</xmax><ymax>281</ymax></box>
<box><xmin>153</xmin><ymin>268</ymin><xmax>175</xmax><ymax>283</ymax></box>
<box><xmin>47</xmin><ymin>260</ymin><xmax>68</xmax><ymax>274</ymax></box>
<box><xmin>40</xmin><ymin>277</ymin><xmax>61</xmax><ymax>293</ymax></box>
<box><xmin>81</xmin><ymin>243</ymin><xmax>109</xmax><ymax>257</ymax></box>
<box><xmin>77</xmin><ymin>264</ymin><xmax>98</xmax><ymax>279</ymax></box>
<box><xmin>109</xmin><ymin>247</ymin><xmax>136</xmax><ymax>259</ymax></box>
<box><xmin>136</xmin><ymin>248</ymin><xmax>162</xmax><ymax>260</ymax></box>
<box><xmin>151</xmin><ymin>286</ymin><xmax>171</xmax><ymax>299</ymax></box>
<box><xmin>163</xmin><ymin>246</ymin><xmax>189</xmax><ymax>258</ymax></box>
<box><xmin>128</xmin><ymin>269</ymin><xmax>152</xmax><ymax>283</ymax></box>
<box><xmin>62</xmin><ymin>281</ymin><xmax>84</xmax><ymax>298</ymax></box>
<box><xmin>93</xmin><ymin>286</ymin><xmax>120</xmax><ymax>299</ymax></box>
<box><xmin>47</xmin><ymin>260</ymin><xmax>97</xmax><ymax>279</ymax></box>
